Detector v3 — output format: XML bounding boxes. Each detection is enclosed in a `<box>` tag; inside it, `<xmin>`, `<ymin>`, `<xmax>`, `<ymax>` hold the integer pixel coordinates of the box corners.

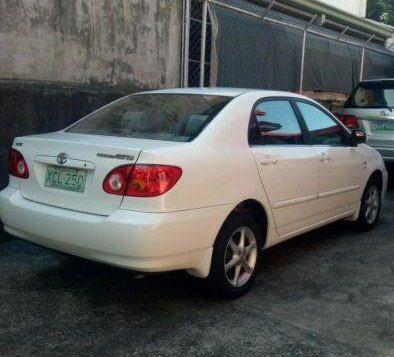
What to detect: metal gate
<box><xmin>181</xmin><ymin>0</ymin><xmax>394</xmax><ymax>92</ymax></box>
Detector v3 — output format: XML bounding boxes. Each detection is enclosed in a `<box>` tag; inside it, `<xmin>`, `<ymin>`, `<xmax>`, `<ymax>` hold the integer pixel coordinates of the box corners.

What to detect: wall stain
<box><xmin>0</xmin><ymin>0</ymin><xmax>182</xmax><ymax>87</ymax></box>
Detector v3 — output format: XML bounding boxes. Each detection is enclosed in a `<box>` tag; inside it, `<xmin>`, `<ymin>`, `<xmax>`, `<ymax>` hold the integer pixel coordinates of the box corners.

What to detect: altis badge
<box><xmin>97</xmin><ymin>153</ymin><xmax>135</xmax><ymax>161</ymax></box>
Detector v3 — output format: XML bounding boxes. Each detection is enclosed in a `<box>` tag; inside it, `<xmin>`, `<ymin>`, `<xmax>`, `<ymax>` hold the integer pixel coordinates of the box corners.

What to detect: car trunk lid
<box><xmin>16</xmin><ymin>132</ymin><xmax>182</xmax><ymax>215</ymax></box>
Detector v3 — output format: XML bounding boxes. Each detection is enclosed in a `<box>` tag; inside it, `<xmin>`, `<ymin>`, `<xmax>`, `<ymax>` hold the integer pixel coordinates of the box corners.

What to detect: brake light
<box><xmin>126</xmin><ymin>164</ymin><xmax>182</xmax><ymax>197</ymax></box>
<box><xmin>103</xmin><ymin>164</ymin><xmax>182</xmax><ymax>197</ymax></box>
<box><xmin>8</xmin><ymin>149</ymin><xmax>29</xmax><ymax>179</ymax></box>
<box><xmin>338</xmin><ymin>115</ymin><xmax>359</xmax><ymax>129</ymax></box>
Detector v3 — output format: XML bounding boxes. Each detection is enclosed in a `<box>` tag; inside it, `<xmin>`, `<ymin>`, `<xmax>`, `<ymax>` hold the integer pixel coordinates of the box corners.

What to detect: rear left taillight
<box><xmin>9</xmin><ymin>149</ymin><xmax>29</xmax><ymax>179</ymax></box>
<box><xmin>338</xmin><ymin>115</ymin><xmax>359</xmax><ymax>130</ymax></box>
<box><xmin>103</xmin><ymin>165</ymin><xmax>133</xmax><ymax>195</ymax></box>
<box><xmin>103</xmin><ymin>164</ymin><xmax>182</xmax><ymax>197</ymax></box>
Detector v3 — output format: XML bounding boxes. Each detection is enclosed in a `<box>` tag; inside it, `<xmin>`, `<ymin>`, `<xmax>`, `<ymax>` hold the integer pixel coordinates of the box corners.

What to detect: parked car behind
<box><xmin>340</xmin><ymin>79</ymin><xmax>394</xmax><ymax>162</ymax></box>
<box><xmin>0</xmin><ymin>88</ymin><xmax>388</xmax><ymax>298</ymax></box>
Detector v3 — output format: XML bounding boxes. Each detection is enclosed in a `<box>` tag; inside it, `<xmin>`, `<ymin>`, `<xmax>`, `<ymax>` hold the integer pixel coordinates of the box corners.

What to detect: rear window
<box><xmin>345</xmin><ymin>81</ymin><xmax>394</xmax><ymax>109</ymax></box>
<box><xmin>66</xmin><ymin>94</ymin><xmax>231</xmax><ymax>142</ymax></box>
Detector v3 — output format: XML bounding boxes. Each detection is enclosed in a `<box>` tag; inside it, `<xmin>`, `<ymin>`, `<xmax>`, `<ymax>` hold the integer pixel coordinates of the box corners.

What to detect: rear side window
<box><xmin>345</xmin><ymin>81</ymin><xmax>394</xmax><ymax>109</ymax></box>
<box><xmin>66</xmin><ymin>94</ymin><xmax>231</xmax><ymax>142</ymax></box>
<box><xmin>296</xmin><ymin>102</ymin><xmax>348</xmax><ymax>146</ymax></box>
<box><xmin>249</xmin><ymin>100</ymin><xmax>303</xmax><ymax>145</ymax></box>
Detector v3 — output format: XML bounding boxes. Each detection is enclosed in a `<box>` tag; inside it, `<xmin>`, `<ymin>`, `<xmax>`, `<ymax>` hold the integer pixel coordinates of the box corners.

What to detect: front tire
<box><xmin>355</xmin><ymin>178</ymin><xmax>382</xmax><ymax>231</ymax></box>
<box><xmin>205</xmin><ymin>213</ymin><xmax>262</xmax><ymax>299</ymax></box>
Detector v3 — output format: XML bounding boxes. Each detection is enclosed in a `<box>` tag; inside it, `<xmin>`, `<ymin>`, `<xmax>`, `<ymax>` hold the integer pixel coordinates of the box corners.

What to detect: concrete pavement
<box><xmin>0</xmin><ymin>173</ymin><xmax>393</xmax><ymax>357</ymax></box>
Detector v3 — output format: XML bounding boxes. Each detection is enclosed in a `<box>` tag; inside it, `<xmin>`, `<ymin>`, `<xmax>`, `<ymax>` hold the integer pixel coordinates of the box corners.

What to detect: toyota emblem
<box><xmin>56</xmin><ymin>152</ymin><xmax>68</xmax><ymax>165</ymax></box>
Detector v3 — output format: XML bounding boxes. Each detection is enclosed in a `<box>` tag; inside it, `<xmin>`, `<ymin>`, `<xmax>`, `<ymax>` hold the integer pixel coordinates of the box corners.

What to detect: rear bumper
<box><xmin>0</xmin><ymin>187</ymin><xmax>232</xmax><ymax>277</ymax></box>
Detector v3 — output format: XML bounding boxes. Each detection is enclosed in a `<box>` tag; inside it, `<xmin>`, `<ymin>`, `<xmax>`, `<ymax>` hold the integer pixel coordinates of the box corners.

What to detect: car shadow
<box><xmin>23</xmin><ymin>213</ymin><xmax>384</xmax><ymax>306</ymax></box>
<box><xmin>386</xmin><ymin>162</ymin><xmax>394</xmax><ymax>187</ymax></box>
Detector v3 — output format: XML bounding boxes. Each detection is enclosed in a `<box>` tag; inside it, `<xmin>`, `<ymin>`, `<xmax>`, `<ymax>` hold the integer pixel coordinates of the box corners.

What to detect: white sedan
<box><xmin>0</xmin><ymin>88</ymin><xmax>388</xmax><ymax>298</ymax></box>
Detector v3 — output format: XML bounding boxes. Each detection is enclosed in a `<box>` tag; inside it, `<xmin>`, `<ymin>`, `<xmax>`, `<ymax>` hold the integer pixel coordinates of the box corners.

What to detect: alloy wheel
<box><xmin>224</xmin><ymin>226</ymin><xmax>258</xmax><ymax>288</ymax></box>
<box><xmin>364</xmin><ymin>185</ymin><xmax>380</xmax><ymax>225</ymax></box>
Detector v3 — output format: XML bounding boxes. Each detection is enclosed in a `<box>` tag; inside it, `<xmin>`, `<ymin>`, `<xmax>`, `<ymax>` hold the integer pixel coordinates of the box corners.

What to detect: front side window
<box><xmin>67</xmin><ymin>94</ymin><xmax>231</xmax><ymax>142</ymax></box>
<box><xmin>249</xmin><ymin>100</ymin><xmax>303</xmax><ymax>145</ymax></box>
<box><xmin>296</xmin><ymin>102</ymin><xmax>348</xmax><ymax>146</ymax></box>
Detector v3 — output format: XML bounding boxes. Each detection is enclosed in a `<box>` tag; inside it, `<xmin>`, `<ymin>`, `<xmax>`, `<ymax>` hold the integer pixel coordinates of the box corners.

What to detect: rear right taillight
<box><xmin>8</xmin><ymin>149</ymin><xmax>29</xmax><ymax>179</ymax></box>
<box><xmin>125</xmin><ymin>164</ymin><xmax>182</xmax><ymax>197</ymax></box>
<box><xmin>103</xmin><ymin>164</ymin><xmax>182</xmax><ymax>197</ymax></box>
<box><xmin>338</xmin><ymin>115</ymin><xmax>359</xmax><ymax>130</ymax></box>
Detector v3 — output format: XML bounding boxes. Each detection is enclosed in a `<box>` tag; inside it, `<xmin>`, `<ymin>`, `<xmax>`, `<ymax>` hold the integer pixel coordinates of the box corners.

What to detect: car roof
<box><xmin>135</xmin><ymin>87</ymin><xmax>308</xmax><ymax>99</ymax></box>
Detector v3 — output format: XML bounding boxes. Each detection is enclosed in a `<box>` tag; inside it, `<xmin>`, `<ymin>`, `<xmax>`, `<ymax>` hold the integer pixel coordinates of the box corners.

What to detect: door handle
<box><xmin>319</xmin><ymin>153</ymin><xmax>330</xmax><ymax>162</ymax></box>
<box><xmin>260</xmin><ymin>158</ymin><xmax>278</xmax><ymax>165</ymax></box>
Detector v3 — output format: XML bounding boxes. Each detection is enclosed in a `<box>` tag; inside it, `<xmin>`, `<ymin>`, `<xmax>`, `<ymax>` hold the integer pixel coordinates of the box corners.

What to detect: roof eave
<box><xmin>278</xmin><ymin>0</ymin><xmax>393</xmax><ymax>40</ymax></box>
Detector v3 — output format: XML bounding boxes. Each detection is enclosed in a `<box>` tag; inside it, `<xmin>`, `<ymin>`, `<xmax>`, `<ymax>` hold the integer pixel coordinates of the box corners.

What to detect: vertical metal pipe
<box><xmin>360</xmin><ymin>35</ymin><xmax>374</xmax><ymax>82</ymax></box>
<box><xmin>180</xmin><ymin>0</ymin><xmax>186</xmax><ymax>86</ymax></box>
<box><xmin>299</xmin><ymin>29</ymin><xmax>307</xmax><ymax>93</ymax></box>
<box><xmin>299</xmin><ymin>15</ymin><xmax>316</xmax><ymax>93</ymax></box>
<box><xmin>183</xmin><ymin>0</ymin><xmax>191</xmax><ymax>88</ymax></box>
<box><xmin>360</xmin><ymin>46</ymin><xmax>365</xmax><ymax>81</ymax></box>
<box><xmin>200</xmin><ymin>0</ymin><xmax>208</xmax><ymax>87</ymax></box>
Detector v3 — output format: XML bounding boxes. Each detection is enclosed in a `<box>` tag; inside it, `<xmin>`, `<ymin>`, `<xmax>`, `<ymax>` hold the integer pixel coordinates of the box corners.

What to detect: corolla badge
<box><xmin>56</xmin><ymin>152</ymin><xmax>68</xmax><ymax>165</ymax></box>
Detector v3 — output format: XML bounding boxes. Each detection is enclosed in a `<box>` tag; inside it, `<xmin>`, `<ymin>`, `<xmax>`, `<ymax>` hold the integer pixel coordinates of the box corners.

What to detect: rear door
<box><xmin>295</xmin><ymin>100</ymin><xmax>363</xmax><ymax>219</ymax></box>
<box><xmin>249</xmin><ymin>98</ymin><xmax>319</xmax><ymax>237</ymax></box>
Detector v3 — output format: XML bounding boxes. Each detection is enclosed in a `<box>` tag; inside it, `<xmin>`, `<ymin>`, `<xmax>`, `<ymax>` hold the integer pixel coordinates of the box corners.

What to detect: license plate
<box><xmin>372</xmin><ymin>121</ymin><xmax>394</xmax><ymax>132</ymax></box>
<box><xmin>44</xmin><ymin>165</ymin><xmax>87</xmax><ymax>193</ymax></box>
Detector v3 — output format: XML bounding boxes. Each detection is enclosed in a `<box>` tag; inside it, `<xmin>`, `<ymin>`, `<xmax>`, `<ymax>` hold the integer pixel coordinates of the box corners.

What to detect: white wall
<box><xmin>0</xmin><ymin>0</ymin><xmax>182</xmax><ymax>88</ymax></box>
<box><xmin>318</xmin><ymin>0</ymin><xmax>367</xmax><ymax>17</ymax></box>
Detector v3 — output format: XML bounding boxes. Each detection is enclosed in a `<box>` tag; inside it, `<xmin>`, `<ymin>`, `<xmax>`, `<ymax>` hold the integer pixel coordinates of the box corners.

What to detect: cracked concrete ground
<box><xmin>0</xmin><ymin>170</ymin><xmax>393</xmax><ymax>357</ymax></box>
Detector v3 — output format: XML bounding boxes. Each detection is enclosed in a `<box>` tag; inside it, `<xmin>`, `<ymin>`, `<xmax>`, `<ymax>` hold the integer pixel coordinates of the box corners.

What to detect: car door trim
<box><xmin>318</xmin><ymin>185</ymin><xmax>360</xmax><ymax>198</ymax></box>
<box><xmin>273</xmin><ymin>193</ymin><xmax>318</xmax><ymax>209</ymax></box>
<box><xmin>278</xmin><ymin>208</ymin><xmax>355</xmax><ymax>240</ymax></box>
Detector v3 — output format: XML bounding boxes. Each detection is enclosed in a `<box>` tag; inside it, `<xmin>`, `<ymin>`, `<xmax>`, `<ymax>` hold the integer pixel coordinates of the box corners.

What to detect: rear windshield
<box><xmin>344</xmin><ymin>81</ymin><xmax>394</xmax><ymax>109</ymax></box>
<box><xmin>66</xmin><ymin>94</ymin><xmax>231</xmax><ymax>142</ymax></box>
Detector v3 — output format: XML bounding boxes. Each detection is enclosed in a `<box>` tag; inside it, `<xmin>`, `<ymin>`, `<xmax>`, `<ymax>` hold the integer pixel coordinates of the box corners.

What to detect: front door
<box><xmin>249</xmin><ymin>99</ymin><xmax>319</xmax><ymax>237</ymax></box>
<box><xmin>295</xmin><ymin>100</ymin><xmax>363</xmax><ymax>219</ymax></box>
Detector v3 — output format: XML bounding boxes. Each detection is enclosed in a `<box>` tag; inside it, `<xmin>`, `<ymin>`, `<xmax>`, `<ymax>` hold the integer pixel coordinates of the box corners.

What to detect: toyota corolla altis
<box><xmin>0</xmin><ymin>88</ymin><xmax>388</xmax><ymax>298</ymax></box>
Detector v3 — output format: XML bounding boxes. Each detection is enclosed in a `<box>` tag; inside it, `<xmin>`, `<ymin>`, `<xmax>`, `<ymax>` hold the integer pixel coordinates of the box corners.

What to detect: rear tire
<box><xmin>355</xmin><ymin>177</ymin><xmax>382</xmax><ymax>231</ymax></box>
<box><xmin>205</xmin><ymin>213</ymin><xmax>262</xmax><ymax>299</ymax></box>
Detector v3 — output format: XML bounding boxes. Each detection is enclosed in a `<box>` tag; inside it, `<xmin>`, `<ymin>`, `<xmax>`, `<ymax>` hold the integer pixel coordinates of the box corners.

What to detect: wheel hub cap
<box><xmin>364</xmin><ymin>185</ymin><xmax>380</xmax><ymax>225</ymax></box>
<box><xmin>224</xmin><ymin>226</ymin><xmax>258</xmax><ymax>288</ymax></box>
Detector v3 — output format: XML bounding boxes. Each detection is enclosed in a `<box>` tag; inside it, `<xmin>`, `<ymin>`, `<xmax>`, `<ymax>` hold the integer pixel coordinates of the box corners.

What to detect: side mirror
<box><xmin>350</xmin><ymin>129</ymin><xmax>367</xmax><ymax>146</ymax></box>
